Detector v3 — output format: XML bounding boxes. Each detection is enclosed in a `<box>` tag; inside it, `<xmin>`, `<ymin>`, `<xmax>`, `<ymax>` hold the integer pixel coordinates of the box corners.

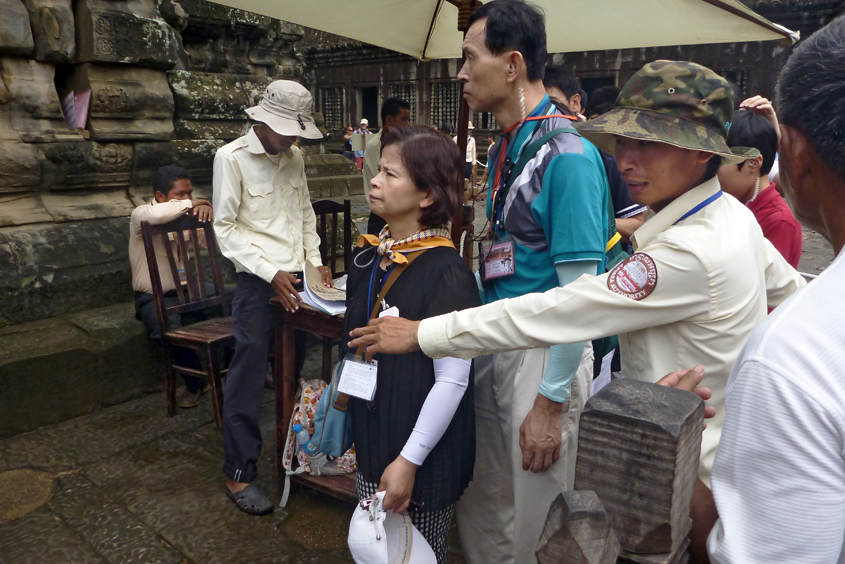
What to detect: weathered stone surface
<box><xmin>307</xmin><ymin>177</ymin><xmax>332</xmax><ymax>199</ymax></box>
<box><xmin>0</xmin><ymin>468</ymin><xmax>54</xmax><ymax>525</ymax></box>
<box><xmin>348</xmin><ymin>175</ymin><xmax>364</xmax><ymax>196</ymax></box>
<box><xmin>0</xmin><ymin>194</ymin><xmax>53</xmax><ymax>226</ymax></box>
<box><xmin>68</xmin><ymin>63</ymin><xmax>174</xmax><ymax>141</ymax></box>
<box><xmin>0</xmin><ymin>507</ymin><xmax>108</xmax><ymax>563</ymax></box>
<box><xmin>0</xmin><ymin>218</ymin><xmax>132</xmax><ymax>327</ymax></box>
<box><xmin>74</xmin><ymin>0</ymin><xmax>178</xmax><ymax>68</ymax></box>
<box><xmin>131</xmin><ymin>138</ymin><xmax>223</xmax><ymax>187</ymax></box>
<box><xmin>0</xmin><ymin>57</ymin><xmax>84</xmax><ymax>142</ymax></box>
<box><xmin>0</xmin><ymin>303</ymin><xmax>166</xmax><ymax>439</ymax></box>
<box><xmin>574</xmin><ymin>379</ymin><xmax>703</xmax><ymax>554</ymax></box>
<box><xmin>167</xmin><ymin>70</ymin><xmax>270</xmax><ymax>138</ymax></box>
<box><xmin>48</xmin><ymin>473</ymin><xmax>184</xmax><ymax>563</ymax></box>
<box><xmin>0</xmin><ymin>141</ymin><xmax>42</xmax><ymax>191</ymax></box>
<box><xmin>41</xmin><ymin>188</ymin><xmax>135</xmax><ymax>222</ymax></box>
<box><xmin>0</xmin><ymin>0</ymin><xmax>34</xmax><ymax>57</ymax></box>
<box><xmin>40</xmin><ymin>141</ymin><xmax>133</xmax><ymax>189</ymax></box>
<box><xmin>24</xmin><ymin>0</ymin><xmax>75</xmax><ymax>63</ymax></box>
<box><xmin>304</xmin><ymin>153</ymin><xmax>357</xmax><ymax>178</ymax></box>
<box><xmin>618</xmin><ymin>539</ymin><xmax>690</xmax><ymax>564</ymax></box>
<box><xmin>535</xmin><ymin>491</ymin><xmax>619</xmax><ymax>564</ymax></box>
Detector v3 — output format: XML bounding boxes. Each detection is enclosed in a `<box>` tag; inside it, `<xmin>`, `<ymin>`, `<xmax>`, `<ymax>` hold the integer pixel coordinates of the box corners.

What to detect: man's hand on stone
<box><xmin>519</xmin><ymin>394</ymin><xmax>564</xmax><ymax>473</ymax></box>
<box><xmin>348</xmin><ymin>317</ymin><xmax>421</xmax><ymax>362</ymax></box>
<box><xmin>272</xmin><ymin>271</ymin><xmax>301</xmax><ymax>313</ymax></box>
<box><xmin>192</xmin><ymin>203</ymin><xmax>213</xmax><ymax>223</ymax></box>
<box><xmin>317</xmin><ymin>265</ymin><xmax>334</xmax><ymax>287</ymax></box>
<box><xmin>656</xmin><ymin>365</ymin><xmax>716</xmax><ymax>426</ymax></box>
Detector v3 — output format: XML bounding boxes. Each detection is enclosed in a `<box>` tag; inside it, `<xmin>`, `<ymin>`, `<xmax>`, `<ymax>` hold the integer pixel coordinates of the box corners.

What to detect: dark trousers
<box><xmin>135</xmin><ymin>291</ymin><xmax>206</xmax><ymax>392</ymax></box>
<box><xmin>222</xmin><ymin>272</ymin><xmax>306</xmax><ymax>483</ymax></box>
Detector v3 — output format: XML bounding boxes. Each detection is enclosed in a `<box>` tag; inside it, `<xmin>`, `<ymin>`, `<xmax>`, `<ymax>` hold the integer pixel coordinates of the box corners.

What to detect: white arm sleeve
<box><xmin>400</xmin><ymin>357</ymin><xmax>471</xmax><ymax>466</ymax></box>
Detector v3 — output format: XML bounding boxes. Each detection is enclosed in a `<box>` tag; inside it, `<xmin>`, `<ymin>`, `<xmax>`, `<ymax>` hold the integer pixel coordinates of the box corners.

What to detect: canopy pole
<box><xmin>452</xmin><ymin>0</ymin><xmax>482</xmax><ymax>264</ymax></box>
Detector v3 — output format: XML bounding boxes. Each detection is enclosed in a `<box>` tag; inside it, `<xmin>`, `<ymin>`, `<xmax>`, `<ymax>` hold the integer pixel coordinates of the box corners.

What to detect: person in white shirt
<box><xmin>213</xmin><ymin>80</ymin><xmax>332</xmax><ymax>515</ymax></box>
<box><xmin>129</xmin><ymin>165</ymin><xmax>214</xmax><ymax>408</ymax></box>
<box><xmin>707</xmin><ymin>16</ymin><xmax>845</xmax><ymax>563</ymax></box>
<box><xmin>362</xmin><ymin>97</ymin><xmax>412</xmax><ymax>235</ymax></box>
<box><xmin>453</xmin><ymin>120</ymin><xmax>477</xmax><ymax>184</ymax></box>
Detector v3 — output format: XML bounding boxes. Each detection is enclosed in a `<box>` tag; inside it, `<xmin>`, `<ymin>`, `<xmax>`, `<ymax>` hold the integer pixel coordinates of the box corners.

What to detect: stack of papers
<box><xmin>301</xmin><ymin>261</ymin><xmax>346</xmax><ymax>316</ymax></box>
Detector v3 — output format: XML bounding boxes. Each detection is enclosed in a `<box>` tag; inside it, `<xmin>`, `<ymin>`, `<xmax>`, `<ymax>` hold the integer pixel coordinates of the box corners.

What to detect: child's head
<box><xmin>718</xmin><ymin>109</ymin><xmax>779</xmax><ymax>202</ymax></box>
<box><xmin>370</xmin><ymin>126</ymin><xmax>463</xmax><ymax>230</ymax></box>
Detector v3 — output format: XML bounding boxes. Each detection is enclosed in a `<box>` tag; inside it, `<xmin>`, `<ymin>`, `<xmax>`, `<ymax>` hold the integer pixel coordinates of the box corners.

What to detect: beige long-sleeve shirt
<box><xmin>212</xmin><ymin>126</ymin><xmax>322</xmax><ymax>283</ymax></box>
<box><xmin>362</xmin><ymin>130</ymin><xmax>382</xmax><ymax>198</ymax></box>
<box><xmin>418</xmin><ymin>177</ymin><xmax>806</xmax><ymax>484</ymax></box>
<box><xmin>129</xmin><ymin>199</ymin><xmax>193</xmax><ymax>294</ymax></box>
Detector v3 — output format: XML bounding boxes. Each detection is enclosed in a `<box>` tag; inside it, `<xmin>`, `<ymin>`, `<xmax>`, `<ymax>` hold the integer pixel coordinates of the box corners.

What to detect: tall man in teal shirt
<box><xmin>457</xmin><ymin>2</ymin><xmax>609</xmax><ymax>563</ymax></box>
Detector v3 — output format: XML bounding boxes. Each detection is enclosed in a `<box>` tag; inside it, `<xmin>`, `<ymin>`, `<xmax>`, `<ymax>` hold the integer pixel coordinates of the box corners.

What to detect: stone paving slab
<box><xmin>0</xmin><ymin>506</ymin><xmax>108</xmax><ymax>564</ymax></box>
<box><xmin>48</xmin><ymin>473</ymin><xmax>184</xmax><ymax>564</ymax></box>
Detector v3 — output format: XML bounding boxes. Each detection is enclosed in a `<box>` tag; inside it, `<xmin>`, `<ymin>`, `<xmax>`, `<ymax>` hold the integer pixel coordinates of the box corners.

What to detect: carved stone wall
<box><xmin>0</xmin><ymin>0</ymin><xmax>311</xmax><ymax>328</ymax></box>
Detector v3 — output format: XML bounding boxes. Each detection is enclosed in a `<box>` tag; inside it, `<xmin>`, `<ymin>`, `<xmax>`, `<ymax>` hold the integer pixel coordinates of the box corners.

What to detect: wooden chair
<box><xmin>312</xmin><ymin>199</ymin><xmax>352</xmax><ymax>277</ymax></box>
<box><xmin>140</xmin><ymin>214</ymin><xmax>234</xmax><ymax>428</ymax></box>
<box><xmin>308</xmin><ymin>199</ymin><xmax>352</xmax><ymax>382</ymax></box>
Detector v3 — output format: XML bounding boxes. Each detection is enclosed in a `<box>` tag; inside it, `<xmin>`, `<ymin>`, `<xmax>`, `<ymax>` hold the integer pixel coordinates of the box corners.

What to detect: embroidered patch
<box><xmin>607</xmin><ymin>252</ymin><xmax>658</xmax><ymax>300</ymax></box>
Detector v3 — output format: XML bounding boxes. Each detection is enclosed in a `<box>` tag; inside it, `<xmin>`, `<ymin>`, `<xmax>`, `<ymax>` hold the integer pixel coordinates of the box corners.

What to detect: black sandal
<box><xmin>226</xmin><ymin>484</ymin><xmax>274</xmax><ymax>515</ymax></box>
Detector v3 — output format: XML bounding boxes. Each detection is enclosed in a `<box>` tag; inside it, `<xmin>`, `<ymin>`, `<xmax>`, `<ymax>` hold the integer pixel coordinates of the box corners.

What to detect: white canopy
<box><xmin>208</xmin><ymin>0</ymin><xmax>797</xmax><ymax>60</ymax></box>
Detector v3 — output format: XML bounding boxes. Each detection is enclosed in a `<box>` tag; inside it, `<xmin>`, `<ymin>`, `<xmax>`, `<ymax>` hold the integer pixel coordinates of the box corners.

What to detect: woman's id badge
<box><xmin>480</xmin><ymin>240</ymin><xmax>516</xmax><ymax>280</ymax></box>
<box><xmin>337</xmin><ymin>354</ymin><xmax>378</xmax><ymax>401</ymax></box>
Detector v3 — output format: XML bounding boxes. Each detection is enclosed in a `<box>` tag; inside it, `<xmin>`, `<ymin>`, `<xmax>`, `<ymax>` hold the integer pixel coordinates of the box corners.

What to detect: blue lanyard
<box><xmin>491</xmin><ymin>103</ymin><xmax>554</xmax><ymax>233</ymax></box>
<box><xmin>674</xmin><ymin>190</ymin><xmax>723</xmax><ymax>225</ymax></box>
<box><xmin>366</xmin><ymin>258</ymin><xmax>397</xmax><ymax>323</ymax></box>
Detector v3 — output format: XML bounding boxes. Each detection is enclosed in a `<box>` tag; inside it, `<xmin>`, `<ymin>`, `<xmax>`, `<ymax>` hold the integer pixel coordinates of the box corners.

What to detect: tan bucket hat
<box><xmin>246</xmin><ymin>80</ymin><xmax>323</xmax><ymax>140</ymax></box>
<box><xmin>576</xmin><ymin>61</ymin><xmax>758</xmax><ymax>165</ymax></box>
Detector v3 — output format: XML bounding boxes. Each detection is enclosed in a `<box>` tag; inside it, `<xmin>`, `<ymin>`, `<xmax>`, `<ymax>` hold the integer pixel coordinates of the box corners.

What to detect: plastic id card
<box><xmin>337</xmin><ymin>354</ymin><xmax>378</xmax><ymax>401</ymax></box>
<box><xmin>481</xmin><ymin>240</ymin><xmax>516</xmax><ymax>280</ymax></box>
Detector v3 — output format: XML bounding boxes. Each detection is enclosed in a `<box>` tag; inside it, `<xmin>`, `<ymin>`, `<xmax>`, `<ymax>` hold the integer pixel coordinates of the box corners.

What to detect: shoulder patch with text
<box><xmin>607</xmin><ymin>252</ymin><xmax>658</xmax><ymax>300</ymax></box>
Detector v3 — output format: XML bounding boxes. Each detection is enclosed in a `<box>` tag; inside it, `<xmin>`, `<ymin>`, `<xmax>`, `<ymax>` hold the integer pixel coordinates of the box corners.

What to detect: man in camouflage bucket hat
<box><xmin>347</xmin><ymin>59</ymin><xmax>806</xmax><ymax>560</ymax></box>
<box><xmin>577</xmin><ymin>60</ymin><xmax>755</xmax><ymax>165</ymax></box>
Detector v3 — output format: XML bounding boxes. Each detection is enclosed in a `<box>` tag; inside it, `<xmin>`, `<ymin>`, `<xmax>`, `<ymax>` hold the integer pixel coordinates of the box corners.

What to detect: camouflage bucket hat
<box><xmin>575</xmin><ymin>60</ymin><xmax>758</xmax><ymax>165</ymax></box>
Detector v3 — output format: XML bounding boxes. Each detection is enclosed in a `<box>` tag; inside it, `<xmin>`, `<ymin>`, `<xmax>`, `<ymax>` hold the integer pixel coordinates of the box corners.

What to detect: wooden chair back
<box><xmin>140</xmin><ymin>214</ymin><xmax>229</xmax><ymax>335</ymax></box>
<box><xmin>312</xmin><ymin>199</ymin><xmax>352</xmax><ymax>277</ymax></box>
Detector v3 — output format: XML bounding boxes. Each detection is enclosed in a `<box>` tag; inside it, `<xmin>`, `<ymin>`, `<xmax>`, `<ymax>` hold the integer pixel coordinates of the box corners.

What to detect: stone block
<box><xmin>348</xmin><ymin>174</ymin><xmax>365</xmax><ymax>196</ymax></box>
<box><xmin>168</xmin><ymin>70</ymin><xmax>249</xmax><ymax>120</ymax></box>
<box><xmin>618</xmin><ymin>539</ymin><xmax>690</xmax><ymax>564</ymax></box>
<box><xmin>172</xmin><ymin>119</ymin><xmax>248</xmax><ymax>139</ymax></box>
<box><xmin>330</xmin><ymin>176</ymin><xmax>349</xmax><ymax>197</ymax></box>
<box><xmin>0</xmin><ymin>302</ymin><xmax>164</xmax><ymax>439</ymax></box>
<box><xmin>305</xmin><ymin>153</ymin><xmax>358</xmax><ymax>177</ymax></box>
<box><xmin>74</xmin><ymin>0</ymin><xmax>178</xmax><ymax>68</ymax></box>
<box><xmin>40</xmin><ymin>141</ymin><xmax>133</xmax><ymax>189</ymax></box>
<box><xmin>0</xmin><ymin>141</ymin><xmax>42</xmax><ymax>191</ymax></box>
<box><xmin>0</xmin><ymin>194</ymin><xmax>53</xmax><ymax>226</ymax></box>
<box><xmin>67</xmin><ymin>63</ymin><xmax>174</xmax><ymax>141</ymax></box>
<box><xmin>535</xmin><ymin>491</ymin><xmax>619</xmax><ymax>564</ymax></box>
<box><xmin>24</xmin><ymin>0</ymin><xmax>75</xmax><ymax>63</ymax></box>
<box><xmin>307</xmin><ymin>177</ymin><xmax>332</xmax><ymax>200</ymax></box>
<box><xmin>574</xmin><ymin>379</ymin><xmax>703</xmax><ymax>554</ymax></box>
<box><xmin>131</xmin><ymin>139</ymin><xmax>223</xmax><ymax>187</ymax></box>
<box><xmin>0</xmin><ymin>57</ymin><xmax>84</xmax><ymax>142</ymax></box>
<box><xmin>0</xmin><ymin>218</ymin><xmax>133</xmax><ymax>327</ymax></box>
<box><xmin>41</xmin><ymin>188</ymin><xmax>135</xmax><ymax>222</ymax></box>
<box><xmin>0</xmin><ymin>0</ymin><xmax>34</xmax><ymax>56</ymax></box>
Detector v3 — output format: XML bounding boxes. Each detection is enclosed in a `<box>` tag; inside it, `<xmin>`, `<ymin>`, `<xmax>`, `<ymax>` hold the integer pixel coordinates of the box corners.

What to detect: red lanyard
<box><xmin>490</xmin><ymin>114</ymin><xmax>577</xmax><ymax>205</ymax></box>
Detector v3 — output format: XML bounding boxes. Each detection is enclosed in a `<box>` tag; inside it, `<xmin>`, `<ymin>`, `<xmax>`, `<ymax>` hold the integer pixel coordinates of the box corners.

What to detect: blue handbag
<box><xmin>311</xmin><ymin>249</ymin><xmax>427</xmax><ymax>457</ymax></box>
<box><xmin>312</xmin><ymin>362</ymin><xmax>354</xmax><ymax>457</ymax></box>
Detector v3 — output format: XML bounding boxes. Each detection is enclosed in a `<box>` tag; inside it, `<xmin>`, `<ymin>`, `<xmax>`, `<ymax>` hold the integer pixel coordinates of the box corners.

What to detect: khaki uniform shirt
<box><xmin>418</xmin><ymin>177</ymin><xmax>806</xmax><ymax>484</ymax></box>
<box><xmin>362</xmin><ymin>130</ymin><xmax>383</xmax><ymax>198</ymax></box>
<box><xmin>212</xmin><ymin>126</ymin><xmax>322</xmax><ymax>284</ymax></box>
<box><xmin>129</xmin><ymin>199</ymin><xmax>193</xmax><ymax>294</ymax></box>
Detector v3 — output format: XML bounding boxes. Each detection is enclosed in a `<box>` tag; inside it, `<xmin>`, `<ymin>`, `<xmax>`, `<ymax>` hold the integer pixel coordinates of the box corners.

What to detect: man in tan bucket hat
<box><xmin>348</xmin><ymin>60</ymin><xmax>807</xmax><ymax>558</ymax></box>
<box><xmin>213</xmin><ymin>80</ymin><xmax>332</xmax><ymax>515</ymax></box>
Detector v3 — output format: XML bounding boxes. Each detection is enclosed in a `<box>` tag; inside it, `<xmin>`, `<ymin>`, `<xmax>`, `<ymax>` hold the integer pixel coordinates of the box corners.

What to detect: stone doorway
<box><xmin>356</xmin><ymin>86</ymin><xmax>379</xmax><ymax>129</ymax></box>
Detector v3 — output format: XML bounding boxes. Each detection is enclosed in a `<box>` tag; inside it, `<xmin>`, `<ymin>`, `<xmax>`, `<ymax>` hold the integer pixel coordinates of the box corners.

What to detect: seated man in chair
<box><xmin>129</xmin><ymin>164</ymin><xmax>215</xmax><ymax>408</ymax></box>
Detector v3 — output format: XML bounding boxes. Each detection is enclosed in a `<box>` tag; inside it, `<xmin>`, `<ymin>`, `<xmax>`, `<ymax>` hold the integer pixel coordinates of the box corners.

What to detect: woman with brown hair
<box><xmin>342</xmin><ymin>125</ymin><xmax>480</xmax><ymax>562</ymax></box>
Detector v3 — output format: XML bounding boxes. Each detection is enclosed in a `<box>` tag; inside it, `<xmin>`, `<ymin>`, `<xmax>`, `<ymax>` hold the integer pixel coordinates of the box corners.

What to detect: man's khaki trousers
<box><xmin>457</xmin><ymin>345</ymin><xmax>593</xmax><ymax>564</ymax></box>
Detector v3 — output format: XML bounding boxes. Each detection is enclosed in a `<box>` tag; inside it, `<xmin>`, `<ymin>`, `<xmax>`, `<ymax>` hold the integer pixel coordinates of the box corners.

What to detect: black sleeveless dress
<box><xmin>341</xmin><ymin>245</ymin><xmax>481</xmax><ymax>511</ymax></box>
